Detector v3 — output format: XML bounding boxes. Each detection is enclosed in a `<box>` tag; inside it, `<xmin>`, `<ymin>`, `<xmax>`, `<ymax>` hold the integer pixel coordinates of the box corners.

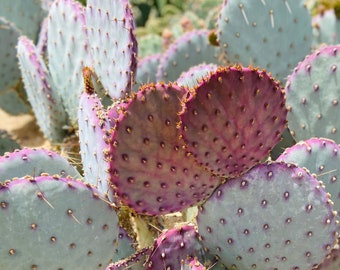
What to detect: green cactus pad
<box><xmin>17</xmin><ymin>36</ymin><xmax>68</xmax><ymax>142</ymax></box>
<box><xmin>134</xmin><ymin>53</ymin><xmax>162</xmax><ymax>90</ymax></box>
<box><xmin>0</xmin><ymin>175</ymin><xmax>120</xmax><ymax>269</ymax></box>
<box><xmin>0</xmin><ymin>18</ymin><xmax>30</xmax><ymax>115</ymax></box>
<box><xmin>217</xmin><ymin>0</ymin><xmax>312</xmax><ymax>81</ymax></box>
<box><xmin>0</xmin><ymin>148</ymin><xmax>81</xmax><ymax>182</ymax></box>
<box><xmin>0</xmin><ymin>18</ymin><xmax>21</xmax><ymax>93</ymax></box>
<box><xmin>109</xmin><ymin>83</ymin><xmax>221</xmax><ymax>215</ymax></box>
<box><xmin>312</xmin><ymin>9</ymin><xmax>340</xmax><ymax>47</ymax></box>
<box><xmin>277</xmin><ymin>137</ymin><xmax>340</xmax><ymax>231</ymax></box>
<box><xmin>0</xmin><ymin>0</ymin><xmax>46</xmax><ymax>40</ymax></box>
<box><xmin>179</xmin><ymin>66</ymin><xmax>287</xmax><ymax>178</ymax></box>
<box><xmin>197</xmin><ymin>162</ymin><xmax>338</xmax><ymax>270</ymax></box>
<box><xmin>156</xmin><ymin>30</ymin><xmax>221</xmax><ymax>82</ymax></box>
<box><xmin>285</xmin><ymin>45</ymin><xmax>340</xmax><ymax>142</ymax></box>
<box><xmin>0</xmin><ymin>130</ymin><xmax>21</xmax><ymax>156</ymax></box>
<box><xmin>47</xmin><ymin>0</ymin><xmax>91</xmax><ymax>125</ymax></box>
<box><xmin>86</xmin><ymin>0</ymin><xmax>138</xmax><ymax>98</ymax></box>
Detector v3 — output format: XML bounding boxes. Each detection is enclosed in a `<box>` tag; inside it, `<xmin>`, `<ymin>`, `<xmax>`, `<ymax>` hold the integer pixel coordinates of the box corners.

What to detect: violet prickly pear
<box><xmin>179</xmin><ymin>66</ymin><xmax>287</xmax><ymax>178</ymax></box>
<box><xmin>109</xmin><ymin>83</ymin><xmax>221</xmax><ymax>215</ymax></box>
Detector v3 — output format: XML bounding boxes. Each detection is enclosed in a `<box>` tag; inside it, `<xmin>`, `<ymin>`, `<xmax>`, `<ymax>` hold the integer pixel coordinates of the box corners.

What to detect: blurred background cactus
<box><xmin>2</xmin><ymin>0</ymin><xmax>340</xmax><ymax>269</ymax></box>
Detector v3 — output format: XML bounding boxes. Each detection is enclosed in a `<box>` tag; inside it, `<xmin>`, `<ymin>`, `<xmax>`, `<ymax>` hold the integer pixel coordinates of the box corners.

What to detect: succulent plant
<box><xmin>4</xmin><ymin>0</ymin><xmax>340</xmax><ymax>269</ymax></box>
<box><xmin>0</xmin><ymin>0</ymin><xmax>47</xmax><ymax>115</ymax></box>
<box><xmin>285</xmin><ymin>44</ymin><xmax>340</xmax><ymax>143</ymax></box>
<box><xmin>217</xmin><ymin>0</ymin><xmax>312</xmax><ymax>81</ymax></box>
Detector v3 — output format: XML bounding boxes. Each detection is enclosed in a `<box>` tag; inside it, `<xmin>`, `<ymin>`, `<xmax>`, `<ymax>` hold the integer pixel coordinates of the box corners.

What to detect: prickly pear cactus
<box><xmin>176</xmin><ymin>63</ymin><xmax>218</xmax><ymax>88</ymax></box>
<box><xmin>78</xmin><ymin>67</ymin><xmax>112</xmax><ymax>199</ymax></box>
<box><xmin>277</xmin><ymin>137</ymin><xmax>340</xmax><ymax>231</ymax></box>
<box><xmin>197</xmin><ymin>162</ymin><xmax>338</xmax><ymax>270</ymax></box>
<box><xmin>17</xmin><ymin>36</ymin><xmax>68</xmax><ymax>142</ymax></box>
<box><xmin>145</xmin><ymin>225</ymin><xmax>213</xmax><ymax>269</ymax></box>
<box><xmin>0</xmin><ymin>18</ymin><xmax>30</xmax><ymax>115</ymax></box>
<box><xmin>109</xmin><ymin>83</ymin><xmax>220</xmax><ymax>215</ymax></box>
<box><xmin>135</xmin><ymin>53</ymin><xmax>162</xmax><ymax>90</ymax></box>
<box><xmin>0</xmin><ymin>130</ymin><xmax>20</xmax><ymax>156</ymax></box>
<box><xmin>181</xmin><ymin>257</ymin><xmax>207</xmax><ymax>270</ymax></box>
<box><xmin>285</xmin><ymin>45</ymin><xmax>340</xmax><ymax>142</ymax></box>
<box><xmin>312</xmin><ymin>9</ymin><xmax>340</xmax><ymax>47</ymax></box>
<box><xmin>85</xmin><ymin>0</ymin><xmax>138</xmax><ymax>98</ymax></box>
<box><xmin>317</xmin><ymin>247</ymin><xmax>340</xmax><ymax>270</ymax></box>
<box><xmin>217</xmin><ymin>0</ymin><xmax>312</xmax><ymax>81</ymax></box>
<box><xmin>179</xmin><ymin>66</ymin><xmax>287</xmax><ymax>178</ymax></box>
<box><xmin>106</xmin><ymin>247</ymin><xmax>149</xmax><ymax>270</ymax></box>
<box><xmin>47</xmin><ymin>0</ymin><xmax>91</xmax><ymax>125</ymax></box>
<box><xmin>0</xmin><ymin>0</ymin><xmax>46</xmax><ymax>39</ymax></box>
<box><xmin>156</xmin><ymin>30</ymin><xmax>221</xmax><ymax>82</ymax></box>
<box><xmin>0</xmin><ymin>175</ymin><xmax>121</xmax><ymax>269</ymax></box>
<box><xmin>0</xmin><ymin>148</ymin><xmax>81</xmax><ymax>182</ymax></box>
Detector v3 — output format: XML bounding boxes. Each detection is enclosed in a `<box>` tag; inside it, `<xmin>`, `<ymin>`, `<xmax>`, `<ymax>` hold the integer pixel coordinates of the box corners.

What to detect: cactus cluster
<box><xmin>2</xmin><ymin>0</ymin><xmax>340</xmax><ymax>269</ymax></box>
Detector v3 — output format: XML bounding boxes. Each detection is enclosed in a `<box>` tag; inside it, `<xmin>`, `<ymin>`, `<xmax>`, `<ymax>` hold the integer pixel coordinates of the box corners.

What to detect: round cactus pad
<box><xmin>146</xmin><ymin>225</ymin><xmax>207</xmax><ymax>269</ymax></box>
<box><xmin>180</xmin><ymin>66</ymin><xmax>287</xmax><ymax>178</ymax></box>
<box><xmin>197</xmin><ymin>162</ymin><xmax>338</xmax><ymax>270</ymax></box>
<box><xmin>109</xmin><ymin>83</ymin><xmax>220</xmax><ymax>215</ymax></box>
<box><xmin>217</xmin><ymin>0</ymin><xmax>312</xmax><ymax>81</ymax></box>
<box><xmin>0</xmin><ymin>148</ymin><xmax>81</xmax><ymax>182</ymax></box>
<box><xmin>277</xmin><ymin>137</ymin><xmax>340</xmax><ymax>231</ymax></box>
<box><xmin>285</xmin><ymin>45</ymin><xmax>340</xmax><ymax>142</ymax></box>
<box><xmin>0</xmin><ymin>175</ymin><xmax>121</xmax><ymax>269</ymax></box>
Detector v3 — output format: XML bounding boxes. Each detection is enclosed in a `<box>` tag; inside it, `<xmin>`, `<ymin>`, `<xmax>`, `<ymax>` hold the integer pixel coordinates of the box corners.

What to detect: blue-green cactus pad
<box><xmin>0</xmin><ymin>18</ymin><xmax>30</xmax><ymax>114</ymax></box>
<box><xmin>78</xmin><ymin>90</ymin><xmax>112</xmax><ymax>198</ymax></box>
<box><xmin>134</xmin><ymin>53</ymin><xmax>162</xmax><ymax>90</ymax></box>
<box><xmin>0</xmin><ymin>175</ymin><xmax>121</xmax><ymax>269</ymax></box>
<box><xmin>0</xmin><ymin>0</ymin><xmax>46</xmax><ymax>39</ymax></box>
<box><xmin>17</xmin><ymin>36</ymin><xmax>68</xmax><ymax>142</ymax></box>
<box><xmin>48</xmin><ymin>0</ymin><xmax>91</xmax><ymax>125</ymax></box>
<box><xmin>197</xmin><ymin>162</ymin><xmax>338</xmax><ymax>270</ymax></box>
<box><xmin>0</xmin><ymin>148</ymin><xmax>81</xmax><ymax>182</ymax></box>
<box><xmin>277</xmin><ymin>137</ymin><xmax>340</xmax><ymax>231</ymax></box>
<box><xmin>285</xmin><ymin>45</ymin><xmax>340</xmax><ymax>142</ymax></box>
<box><xmin>217</xmin><ymin>0</ymin><xmax>312</xmax><ymax>81</ymax></box>
<box><xmin>176</xmin><ymin>63</ymin><xmax>218</xmax><ymax>88</ymax></box>
<box><xmin>86</xmin><ymin>0</ymin><xmax>138</xmax><ymax>98</ymax></box>
<box><xmin>0</xmin><ymin>18</ymin><xmax>21</xmax><ymax>92</ymax></box>
<box><xmin>156</xmin><ymin>30</ymin><xmax>221</xmax><ymax>82</ymax></box>
<box><xmin>312</xmin><ymin>9</ymin><xmax>340</xmax><ymax>48</ymax></box>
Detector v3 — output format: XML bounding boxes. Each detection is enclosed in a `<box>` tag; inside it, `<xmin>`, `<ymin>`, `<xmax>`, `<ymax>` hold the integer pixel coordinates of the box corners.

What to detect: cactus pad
<box><xmin>180</xmin><ymin>66</ymin><xmax>287</xmax><ymax>178</ymax></box>
<box><xmin>156</xmin><ymin>30</ymin><xmax>220</xmax><ymax>82</ymax></box>
<box><xmin>0</xmin><ymin>175</ymin><xmax>120</xmax><ymax>269</ymax></box>
<box><xmin>109</xmin><ymin>83</ymin><xmax>220</xmax><ymax>215</ymax></box>
<box><xmin>176</xmin><ymin>63</ymin><xmax>218</xmax><ymax>88</ymax></box>
<box><xmin>17</xmin><ymin>36</ymin><xmax>68</xmax><ymax>142</ymax></box>
<box><xmin>86</xmin><ymin>0</ymin><xmax>138</xmax><ymax>98</ymax></box>
<box><xmin>217</xmin><ymin>0</ymin><xmax>312</xmax><ymax>81</ymax></box>
<box><xmin>285</xmin><ymin>45</ymin><xmax>340</xmax><ymax>142</ymax></box>
<box><xmin>197</xmin><ymin>162</ymin><xmax>338</xmax><ymax>270</ymax></box>
<box><xmin>0</xmin><ymin>148</ymin><xmax>81</xmax><ymax>182</ymax></box>
<box><xmin>145</xmin><ymin>225</ymin><xmax>207</xmax><ymax>269</ymax></box>
<box><xmin>78</xmin><ymin>68</ymin><xmax>112</xmax><ymax>199</ymax></box>
<box><xmin>277</xmin><ymin>137</ymin><xmax>340</xmax><ymax>231</ymax></box>
<box><xmin>47</xmin><ymin>0</ymin><xmax>91</xmax><ymax>125</ymax></box>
